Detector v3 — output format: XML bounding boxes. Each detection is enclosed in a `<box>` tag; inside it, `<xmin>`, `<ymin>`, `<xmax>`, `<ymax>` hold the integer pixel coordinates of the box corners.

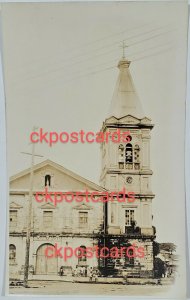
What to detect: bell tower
<box><xmin>100</xmin><ymin>57</ymin><xmax>155</xmax><ymax>237</ymax></box>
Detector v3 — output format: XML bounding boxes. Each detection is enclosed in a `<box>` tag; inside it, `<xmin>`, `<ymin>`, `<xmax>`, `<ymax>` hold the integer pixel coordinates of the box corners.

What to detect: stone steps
<box><xmin>160</xmin><ymin>277</ymin><xmax>174</xmax><ymax>285</ymax></box>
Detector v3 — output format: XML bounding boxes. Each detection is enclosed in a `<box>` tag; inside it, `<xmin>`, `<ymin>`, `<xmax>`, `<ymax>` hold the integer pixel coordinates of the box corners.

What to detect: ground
<box><xmin>9</xmin><ymin>281</ymin><xmax>171</xmax><ymax>296</ymax></box>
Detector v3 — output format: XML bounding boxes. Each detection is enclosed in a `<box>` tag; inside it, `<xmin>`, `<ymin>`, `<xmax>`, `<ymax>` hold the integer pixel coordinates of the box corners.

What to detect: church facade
<box><xmin>9</xmin><ymin>160</ymin><xmax>105</xmax><ymax>278</ymax></box>
<box><xmin>9</xmin><ymin>57</ymin><xmax>156</xmax><ymax>279</ymax></box>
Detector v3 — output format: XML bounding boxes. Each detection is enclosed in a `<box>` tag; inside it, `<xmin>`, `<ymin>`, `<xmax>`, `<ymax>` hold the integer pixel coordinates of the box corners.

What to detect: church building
<box><xmin>9</xmin><ymin>56</ymin><xmax>156</xmax><ymax>279</ymax></box>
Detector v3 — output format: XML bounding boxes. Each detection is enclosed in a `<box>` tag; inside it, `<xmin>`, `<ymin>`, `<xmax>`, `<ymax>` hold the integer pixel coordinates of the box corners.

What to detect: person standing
<box><xmin>94</xmin><ymin>269</ymin><xmax>98</xmax><ymax>283</ymax></box>
<box><xmin>89</xmin><ymin>267</ymin><xmax>93</xmax><ymax>282</ymax></box>
<box><xmin>60</xmin><ymin>266</ymin><xmax>64</xmax><ymax>276</ymax></box>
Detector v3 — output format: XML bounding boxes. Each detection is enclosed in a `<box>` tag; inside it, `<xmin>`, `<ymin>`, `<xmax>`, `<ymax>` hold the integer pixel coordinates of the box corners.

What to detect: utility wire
<box><xmin>16</xmin><ymin>24</ymin><xmax>174</xmax><ymax>78</ymax></box>
<box><xmin>58</xmin><ymin>45</ymin><xmax>175</xmax><ymax>86</ymax></box>
<box><xmin>53</xmin><ymin>25</ymin><xmax>174</xmax><ymax>64</ymax></box>
<box><xmin>25</xmin><ymin>21</ymin><xmax>161</xmax><ymax>66</ymax></box>
<box><xmin>15</xmin><ymin>28</ymin><xmax>176</xmax><ymax>84</ymax></box>
<box><xmin>48</xmin><ymin>41</ymin><xmax>176</xmax><ymax>84</ymax></box>
<box><xmin>26</xmin><ymin>44</ymin><xmax>176</xmax><ymax>88</ymax></box>
<box><xmin>132</xmin><ymin>44</ymin><xmax>180</xmax><ymax>62</ymax></box>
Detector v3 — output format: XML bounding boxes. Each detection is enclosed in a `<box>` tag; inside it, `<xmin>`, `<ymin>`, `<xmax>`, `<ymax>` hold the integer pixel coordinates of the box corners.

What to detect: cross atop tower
<box><xmin>120</xmin><ymin>41</ymin><xmax>128</xmax><ymax>59</ymax></box>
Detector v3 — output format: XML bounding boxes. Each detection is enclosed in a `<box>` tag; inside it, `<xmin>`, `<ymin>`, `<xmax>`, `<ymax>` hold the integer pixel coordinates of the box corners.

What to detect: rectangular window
<box><xmin>79</xmin><ymin>212</ymin><xmax>88</xmax><ymax>228</ymax></box>
<box><xmin>43</xmin><ymin>211</ymin><xmax>53</xmax><ymax>228</ymax></box>
<box><xmin>9</xmin><ymin>245</ymin><xmax>16</xmax><ymax>263</ymax></box>
<box><xmin>10</xmin><ymin>210</ymin><xmax>17</xmax><ymax>227</ymax></box>
<box><xmin>111</xmin><ymin>203</ymin><xmax>117</xmax><ymax>224</ymax></box>
<box><xmin>125</xmin><ymin>209</ymin><xmax>135</xmax><ymax>226</ymax></box>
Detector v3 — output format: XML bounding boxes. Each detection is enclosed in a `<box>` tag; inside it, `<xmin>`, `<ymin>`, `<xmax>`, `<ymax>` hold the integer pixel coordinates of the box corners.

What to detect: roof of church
<box><xmin>108</xmin><ymin>58</ymin><xmax>144</xmax><ymax>119</ymax></box>
<box><xmin>10</xmin><ymin>159</ymin><xmax>106</xmax><ymax>192</ymax></box>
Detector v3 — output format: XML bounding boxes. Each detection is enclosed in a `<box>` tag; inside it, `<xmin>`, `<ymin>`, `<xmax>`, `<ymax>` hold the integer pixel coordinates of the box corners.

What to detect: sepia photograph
<box><xmin>0</xmin><ymin>1</ymin><xmax>188</xmax><ymax>297</ymax></box>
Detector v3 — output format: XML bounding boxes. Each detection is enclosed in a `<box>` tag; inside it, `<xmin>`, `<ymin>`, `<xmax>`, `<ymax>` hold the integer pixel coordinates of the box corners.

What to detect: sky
<box><xmin>0</xmin><ymin>1</ymin><xmax>188</xmax><ymax>248</ymax></box>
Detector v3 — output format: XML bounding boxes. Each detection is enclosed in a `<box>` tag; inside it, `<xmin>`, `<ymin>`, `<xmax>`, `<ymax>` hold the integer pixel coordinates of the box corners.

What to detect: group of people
<box><xmin>71</xmin><ymin>266</ymin><xmax>100</xmax><ymax>282</ymax></box>
<box><xmin>59</xmin><ymin>265</ymin><xmax>100</xmax><ymax>282</ymax></box>
<box><xmin>89</xmin><ymin>267</ymin><xmax>100</xmax><ymax>282</ymax></box>
<box><xmin>72</xmin><ymin>266</ymin><xmax>87</xmax><ymax>277</ymax></box>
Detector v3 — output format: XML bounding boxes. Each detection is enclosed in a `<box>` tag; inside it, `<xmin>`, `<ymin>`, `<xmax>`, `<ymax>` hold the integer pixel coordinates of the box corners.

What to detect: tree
<box><xmin>153</xmin><ymin>241</ymin><xmax>160</xmax><ymax>257</ymax></box>
<box><xmin>159</xmin><ymin>243</ymin><xmax>176</xmax><ymax>253</ymax></box>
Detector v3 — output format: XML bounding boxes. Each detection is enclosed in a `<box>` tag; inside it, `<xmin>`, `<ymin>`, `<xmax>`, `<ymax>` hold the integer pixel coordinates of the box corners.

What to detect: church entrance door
<box><xmin>36</xmin><ymin>243</ymin><xmax>58</xmax><ymax>275</ymax></box>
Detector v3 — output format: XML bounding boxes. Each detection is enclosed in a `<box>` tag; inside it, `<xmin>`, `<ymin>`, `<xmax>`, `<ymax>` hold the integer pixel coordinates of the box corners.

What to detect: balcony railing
<box><xmin>125</xmin><ymin>226</ymin><xmax>141</xmax><ymax>235</ymax></box>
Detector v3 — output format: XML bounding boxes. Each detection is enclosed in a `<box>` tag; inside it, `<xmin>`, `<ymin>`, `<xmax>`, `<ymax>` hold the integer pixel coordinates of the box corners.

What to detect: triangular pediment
<box><xmin>119</xmin><ymin>115</ymin><xmax>141</xmax><ymax>124</ymax></box>
<box><xmin>104</xmin><ymin>115</ymin><xmax>153</xmax><ymax>127</ymax></box>
<box><xmin>140</xmin><ymin>117</ymin><xmax>152</xmax><ymax>124</ymax></box>
<box><xmin>105</xmin><ymin>116</ymin><xmax>118</xmax><ymax>124</ymax></box>
<box><xmin>73</xmin><ymin>203</ymin><xmax>93</xmax><ymax>210</ymax></box>
<box><xmin>10</xmin><ymin>202</ymin><xmax>23</xmax><ymax>209</ymax></box>
<box><xmin>105</xmin><ymin>115</ymin><xmax>140</xmax><ymax>125</ymax></box>
<box><xmin>39</xmin><ymin>202</ymin><xmax>56</xmax><ymax>209</ymax></box>
<box><xmin>10</xmin><ymin>159</ymin><xmax>106</xmax><ymax>192</ymax></box>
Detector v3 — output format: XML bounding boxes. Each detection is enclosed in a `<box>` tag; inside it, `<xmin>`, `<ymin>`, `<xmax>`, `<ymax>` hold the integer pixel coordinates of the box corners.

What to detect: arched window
<box><xmin>134</xmin><ymin>144</ymin><xmax>140</xmax><ymax>151</ymax></box>
<box><xmin>9</xmin><ymin>244</ymin><xmax>16</xmax><ymax>263</ymax></box>
<box><xmin>134</xmin><ymin>145</ymin><xmax>140</xmax><ymax>170</ymax></box>
<box><xmin>119</xmin><ymin>144</ymin><xmax>124</xmax><ymax>151</ymax></box>
<box><xmin>125</xmin><ymin>144</ymin><xmax>133</xmax><ymax>169</ymax></box>
<box><xmin>118</xmin><ymin>144</ymin><xmax>124</xmax><ymax>169</ymax></box>
<box><xmin>78</xmin><ymin>245</ymin><xmax>87</xmax><ymax>265</ymax></box>
<box><xmin>45</xmin><ymin>174</ymin><xmax>51</xmax><ymax>187</ymax></box>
